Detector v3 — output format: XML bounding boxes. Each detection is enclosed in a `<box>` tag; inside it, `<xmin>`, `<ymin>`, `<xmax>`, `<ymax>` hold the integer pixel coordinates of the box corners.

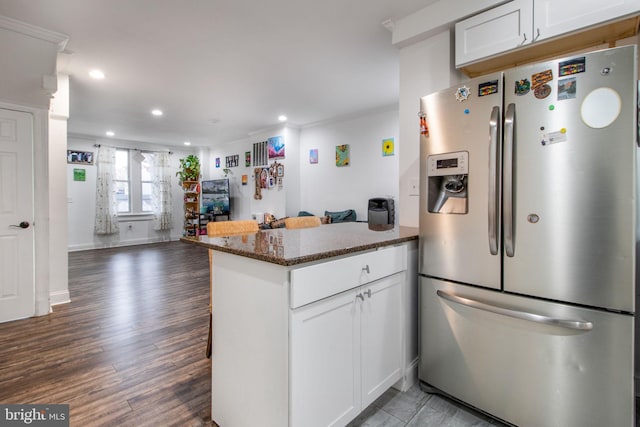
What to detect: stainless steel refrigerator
<box><xmin>418</xmin><ymin>45</ymin><xmax>637</xmax><ymax>427</ymax></box>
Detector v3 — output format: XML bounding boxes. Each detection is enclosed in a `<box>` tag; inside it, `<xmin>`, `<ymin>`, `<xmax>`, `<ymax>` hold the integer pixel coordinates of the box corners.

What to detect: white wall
<box><xmin>204</xmin><ymin>110</ymin><xmax>399</xmax><ymax>224</ymax></box>
<box><xmin>67</xmin><ymin>135</ymin><xmax>200</xmax><ymax>250</ymax></box>
<box><xmin>299</xmin><ymin>107</ymin><xmax>399</xmax><ymax>221</ymax></box>
<box><xmin>205</xmin><ymin>125</ymin><xmax>301</xmax><ymax>221</ymax></box>
<box><xmin>397</xmin><ymin>29</ymin><xmax>465</xmax><ymax>227</ymax></box>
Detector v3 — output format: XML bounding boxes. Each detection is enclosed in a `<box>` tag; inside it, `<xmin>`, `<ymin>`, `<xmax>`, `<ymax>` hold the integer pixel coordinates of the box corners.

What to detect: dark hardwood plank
<box><xmin>0</xmin><ymin>241</ymin><xmax>215</xmax><ymax>426</ymax></box>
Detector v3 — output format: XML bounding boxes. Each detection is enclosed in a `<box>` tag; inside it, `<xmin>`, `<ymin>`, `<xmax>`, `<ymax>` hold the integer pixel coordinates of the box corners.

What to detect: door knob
<box><xmin>10</xmin><ymin>221</ymin><xmax>30</xmax><ymax>229</ymax></box>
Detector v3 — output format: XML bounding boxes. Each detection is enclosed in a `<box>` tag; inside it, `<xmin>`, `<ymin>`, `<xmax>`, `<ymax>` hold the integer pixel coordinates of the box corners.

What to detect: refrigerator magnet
<box><xmin>531</xmin><ymin>69</ymin><xmax>553</xmax><ymax>88</ymax></box>
<box><xmin>420</xmin><ymin>115</ymin><xmax>429</xmax><ymax>137</ymax></box>
<box><xmin>534</xmin><ymin>84</ymin><xmax>551</xmax><ymax>99</ymax></box>
<box><xmin>541</xmin><ymin>129</ymin><xmax>568</xmax><ymax>146</ymax></box>
<box><xmin>558</xmin><ymin>77</ymin><xmax>577</xmax><ymax>100</ymax></box>
<box><xmin>559</xmin><ymin>57</ymin><xmax>586</xmax><ymax>76</ymax></box>
<box><xmin>478</xmin><ymin>80</ymin><xmax>498</xmax><ymax>97</ymax></box>
<box><xmin>455</xmin><ymin>85</ymin><xmax>470</xmax><ymax>101</ymax></box>
<box><xmin>515</xmin><ymin>79</ymin><xmax>530</xmax><ymax>96</ymax></box>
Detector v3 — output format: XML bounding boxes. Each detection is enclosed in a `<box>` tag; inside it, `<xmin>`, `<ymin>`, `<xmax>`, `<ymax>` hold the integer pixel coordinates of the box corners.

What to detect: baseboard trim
<box><xmin>49</xmin><ymin>290</ymin><xmax>71</xmax><ymax>306</ymax></box>
<box><xmin>393</xmin><ymin>357</ymin><xmax>419</xmax><ymax>392</ymax></box>
<box><xmin>68</xmin><ymin>236</ymin><xmax>182</xmax><ymax>252</ymax></box>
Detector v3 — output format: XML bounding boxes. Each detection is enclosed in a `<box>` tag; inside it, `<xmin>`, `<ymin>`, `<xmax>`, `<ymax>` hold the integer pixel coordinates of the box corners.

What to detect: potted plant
<box><xmin>176</xmin><ymin>154</ymin><xmax>201</xmax><ymax>184</ymax></box>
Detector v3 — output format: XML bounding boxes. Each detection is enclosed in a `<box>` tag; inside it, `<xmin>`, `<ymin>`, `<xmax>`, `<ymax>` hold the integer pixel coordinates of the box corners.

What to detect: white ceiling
<box><xmin>0</xmin><ymin>0</ymin><xmax>438</xmax><ymax>148</ymax></box>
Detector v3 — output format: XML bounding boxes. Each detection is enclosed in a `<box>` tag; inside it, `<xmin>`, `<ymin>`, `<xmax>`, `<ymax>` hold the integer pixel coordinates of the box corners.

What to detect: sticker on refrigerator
<box><xmin>515</xmin><ymin>79</ymin><xmax>531</xmax><ymax>96</ymax></box>
<box><xmin>455</xmin><ymin>85</ymin><xmax>471</xmax><ymax>102</ymax></box>
<box><xmin>478</xmin><ymin>80</ymin><xmax>498</xmax><ymax>97</ymax></box>
<box><xmin>531</xmin><ymin>69</ymin><xmax>553</xmax><ymax>88</ymax></box>
<box><xmin>559</xmin><ymin>57</ymin><xmax>585</xmax><ymax>76</ymax></box>
<box><xmin>540</xmin><ymin>128</ymin><xmax>567</xmax><ymax>146</ymax></box>
<box><xmin>558</xmin><ymin>77</ymin><xmax>576</xmax><ymax>100</ymax></box>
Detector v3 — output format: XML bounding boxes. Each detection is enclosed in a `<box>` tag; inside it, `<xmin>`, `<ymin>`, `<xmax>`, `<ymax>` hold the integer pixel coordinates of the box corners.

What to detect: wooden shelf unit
<box><xmin>182</xmin><ymin>180</ymin><xmax>200</xmax><ymax>237</ymax></box>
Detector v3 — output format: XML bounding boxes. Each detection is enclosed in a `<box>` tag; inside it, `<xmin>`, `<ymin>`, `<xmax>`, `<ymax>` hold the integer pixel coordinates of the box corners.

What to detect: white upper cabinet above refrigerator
<box><xmin>455</xmin><ymin>0</ymin><xmax>640</xmax><ymax>68</ymax></box>
<box><xmin>534</xmin><ymin>0</ymin><xmax>640</xmax><ymax>41</ymax></box>
<box><xmin>455</xmin><ymin>0</ymin><xmax>532</xmax><ymax>68</ymax></box>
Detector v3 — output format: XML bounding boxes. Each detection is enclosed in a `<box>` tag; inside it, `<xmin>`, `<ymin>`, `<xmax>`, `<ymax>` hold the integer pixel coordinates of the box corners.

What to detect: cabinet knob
<box><xmin>362</xmin><ymin>265</ymin><xmax>370</xmax><ymax>274</ymax></box>
<box><xmin>364</xmin><ymin>289</ymin><xmax>372</xmax><ymax>298</ymax></box>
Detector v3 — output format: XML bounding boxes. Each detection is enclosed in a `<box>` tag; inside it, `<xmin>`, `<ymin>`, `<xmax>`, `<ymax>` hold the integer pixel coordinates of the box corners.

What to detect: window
<box><xmin>115</xmin><ymin>149</ymin><xmax>154</xmax><ymax>214</ymax></box>
<box><xmin>141</xmin><ymin>155</ymin><xmax>153</xmax><ymax>212</ymax></box>
<box><xmin>115</xmin><ymin>149</ymin><xmax>130</xmax><ymax>213</ymax></box>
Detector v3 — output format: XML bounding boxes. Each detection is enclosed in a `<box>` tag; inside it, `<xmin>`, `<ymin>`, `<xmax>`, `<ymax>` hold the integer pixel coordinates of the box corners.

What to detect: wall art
<box><xmin>336</xmin><ymin>144</ymin><xmax>350</xmax><ymax>167</ymax></box>
<box><xmin>309</xmin><ymin>149</ymin><xmax>318</xmax><ymax>164</ymax></box>
<box><xmin>382</xmin><ymin>138</ymin><xmax>394</xmax><ymax>156</ymax></box>
<box><xmin>67</xmin><ymin>150</ymin><xmax>94</xmax><ymax>165</ymax></box>
<box><xmin>268</xmin><ymin>135</ymin><xmax>285</xmax><ymax>159</ymax></box>
<box><xmin>73</xmin><ymin>168</ymin><xmax>86</xmax><ymax>181</ymax></box>
<box><xmin>225</xmin><ymin>154</ymin><xmax>239</xmax><ymax>168</ymax></box>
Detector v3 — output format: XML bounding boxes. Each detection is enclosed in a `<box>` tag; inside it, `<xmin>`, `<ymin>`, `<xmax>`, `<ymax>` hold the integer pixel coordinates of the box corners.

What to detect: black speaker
<box><xmin>368</xmin><ymin>198</ymin><xmax>394</xmax><ymax>225</ymax></box>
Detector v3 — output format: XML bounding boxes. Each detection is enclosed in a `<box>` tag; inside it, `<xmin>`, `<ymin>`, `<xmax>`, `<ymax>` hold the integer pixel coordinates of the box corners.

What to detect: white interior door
<box><xmin>0</xmin><ymin>108</ymin><xmax>35</xmax><ymax>322</ymax></box>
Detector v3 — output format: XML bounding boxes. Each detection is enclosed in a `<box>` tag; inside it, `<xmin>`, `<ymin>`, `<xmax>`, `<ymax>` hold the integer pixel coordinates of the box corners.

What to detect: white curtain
<box><xmin>152</xmin><ymin>152</ymin><xmax>173</xmax><ymax>231</ymax></box>
<box><xmin>94</xmin><ymin>146</ymin><xmax>120</xmax><ymax>235</ymax></box>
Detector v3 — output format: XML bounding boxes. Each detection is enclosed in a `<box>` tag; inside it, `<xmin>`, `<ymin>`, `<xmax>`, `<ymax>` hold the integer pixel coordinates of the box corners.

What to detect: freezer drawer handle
<box><xmin>436</xmin><ymin>290</ymin><xmax>593</xmax><ymax>331</ymax></box>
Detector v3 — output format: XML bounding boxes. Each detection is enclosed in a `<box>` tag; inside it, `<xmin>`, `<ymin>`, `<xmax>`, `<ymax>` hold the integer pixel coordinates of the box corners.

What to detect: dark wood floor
<box><xmin>0</xmin><ymin>241</ymin><xmax>215</xmax><ymax>427</ymax></box>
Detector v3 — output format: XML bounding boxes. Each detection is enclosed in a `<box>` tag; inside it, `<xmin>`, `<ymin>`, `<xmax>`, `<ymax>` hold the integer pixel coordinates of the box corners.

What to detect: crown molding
<box><xmin>0</xmin><ymin>15</ymin><xmax>68</xmax><ymax>51</ymax></box>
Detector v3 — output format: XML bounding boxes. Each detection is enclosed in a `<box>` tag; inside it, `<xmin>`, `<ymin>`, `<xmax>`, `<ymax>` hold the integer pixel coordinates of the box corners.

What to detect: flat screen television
<box><xmin>201</xmin><ymin>179</ymin><xmax>230</xmax><ymax>215</ymax></box>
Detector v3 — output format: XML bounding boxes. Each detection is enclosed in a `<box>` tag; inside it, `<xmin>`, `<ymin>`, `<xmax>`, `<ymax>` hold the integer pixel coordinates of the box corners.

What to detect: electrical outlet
<box><xmin>409</xmin><ymin>178</ymin><xmax>419</xmax><ymax>196</ymax></box>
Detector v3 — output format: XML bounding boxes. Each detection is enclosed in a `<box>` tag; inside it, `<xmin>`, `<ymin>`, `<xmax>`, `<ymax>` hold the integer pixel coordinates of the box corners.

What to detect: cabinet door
<box><xmin>360</xmin><ymin>273</ymin><xmax>404</xmax><ymax>408</ymax></box>
<box><xmin>455</xmin><ymin>0</ymin><xmax>533</xmax><ymax>67</ymax></box>
<box><xmin>535</xmin><ymin>0</ymin><xmax>640</xmax><ymax>41</ymax></box>
<box><xmin>290</xmin><ymin>289</ymin><xmax>361</xmax><ymax>427</ymax></box>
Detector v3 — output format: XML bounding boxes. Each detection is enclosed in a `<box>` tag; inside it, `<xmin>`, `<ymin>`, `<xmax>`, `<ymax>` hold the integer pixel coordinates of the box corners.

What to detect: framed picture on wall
<box><xmin>67</xmin><ymin>150</ymin><xmax>94</xmax><ymax>165</ymax></box>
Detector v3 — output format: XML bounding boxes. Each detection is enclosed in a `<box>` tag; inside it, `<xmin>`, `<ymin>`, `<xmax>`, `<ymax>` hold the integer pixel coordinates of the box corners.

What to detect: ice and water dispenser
<box><xmin>427</xmin><ymin>151</ymin><xmax>468</xmax><ymax>214</ymax></box>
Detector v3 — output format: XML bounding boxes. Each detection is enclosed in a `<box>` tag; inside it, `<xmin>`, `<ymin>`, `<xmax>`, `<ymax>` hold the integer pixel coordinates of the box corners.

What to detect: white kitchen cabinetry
<box><xmin>455</xmin><ymin>0</ymin><xmax>640</xmax><ymax>67</ymax></box>
<box><xmin>455</xmin><ymin>0</ymin><xmax>532</xmax><ymax>68</ymax></box>
<box><xmin>210</xmin><ymin>243</ymin><xmax>411</xmax><ymax>427</ymax></box>
<box><xmin>290</xmin><ymin>273</ymin><xmax>403</xmax><ymax>427</ymax></box>
<box><xmin>534</xmin><ymin>0</ymin><xmax>640</xmax><ymax>41</ymax></box>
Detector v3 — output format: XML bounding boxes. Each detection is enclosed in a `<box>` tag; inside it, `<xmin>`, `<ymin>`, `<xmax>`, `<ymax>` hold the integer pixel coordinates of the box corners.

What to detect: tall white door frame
<box><xmin>0</xmin><ymin>101</ymin><xmax>50</xmax><ymax>320</ymax></box>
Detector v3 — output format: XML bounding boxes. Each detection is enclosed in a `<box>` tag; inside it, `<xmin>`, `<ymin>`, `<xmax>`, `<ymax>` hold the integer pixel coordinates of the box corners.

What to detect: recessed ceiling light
<box><xmin>278</xmin><ymin>115</ymin><xmax>288</xmax><ymax>122</ymax></box>
<box><xmin>89</xmin><ymin>69</ymin><xmax>105</xmax><ymax>79</ymax></box>
<box><xmin>184</xmin><ymin>141</ymin><xmax>191</xmax><ymax>146</ymax></box>
<box><xmin>105</xmin><ymin>130</ymin><xmax>115</xmax><ymax>136</ymax></box>
<box><xmin>151</xmin><ymin>109</ymin><xmax>163</xmax><ymax>116</ymax></box>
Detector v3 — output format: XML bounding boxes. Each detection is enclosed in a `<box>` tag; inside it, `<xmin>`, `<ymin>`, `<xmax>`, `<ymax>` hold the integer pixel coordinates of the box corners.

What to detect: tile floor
<box><xmin>348</xmin><ymin>384</ymin><xmax>510</xmax><ymax>427</ymax></box>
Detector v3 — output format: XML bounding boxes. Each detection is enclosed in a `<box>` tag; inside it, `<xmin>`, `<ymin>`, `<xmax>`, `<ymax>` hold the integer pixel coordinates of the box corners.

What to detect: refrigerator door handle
<box><xmin>436</xmin><ymin>290</ymin><xmax>594</xmax><ymax>331</ymax></box>
<box><xmin>488</xmin><ymin>106</ymin><xmax>500</xmax><ymax>255</ymax></box>
<box><xmin>503</xmin><ymin>103</ymin><xmax>515</xmax><ymax>257</ymax></box>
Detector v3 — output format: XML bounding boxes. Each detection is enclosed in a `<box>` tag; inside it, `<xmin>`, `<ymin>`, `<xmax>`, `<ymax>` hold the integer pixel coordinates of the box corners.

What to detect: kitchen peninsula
<box><xmin>182</xmin><ymin>222</ymin><xmax>418</xmax><ymax>427</ymax></box>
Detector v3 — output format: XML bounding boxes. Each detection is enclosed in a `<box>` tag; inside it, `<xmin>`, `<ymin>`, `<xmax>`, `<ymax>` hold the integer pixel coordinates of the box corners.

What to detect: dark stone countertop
<box><xmin>180</xmin><ymin>222</ymin><xmax>418</xmax><ymax>266</ymax></box>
